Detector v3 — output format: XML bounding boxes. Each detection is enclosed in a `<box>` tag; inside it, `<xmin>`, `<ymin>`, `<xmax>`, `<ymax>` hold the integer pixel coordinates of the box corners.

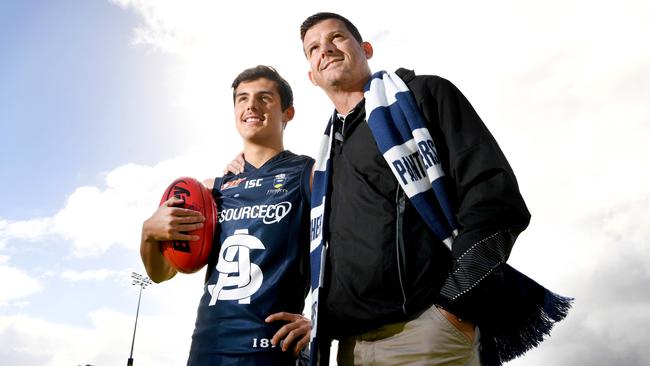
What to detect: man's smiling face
<box><xmin>233</xmin><ymin>77</ymin><xmax>292</xmax><ymax>144</ymax></box>
<box><xmin>302</xmin><ymin>18</ymin><xmax>373</xmax><ymax>91</ymax></box>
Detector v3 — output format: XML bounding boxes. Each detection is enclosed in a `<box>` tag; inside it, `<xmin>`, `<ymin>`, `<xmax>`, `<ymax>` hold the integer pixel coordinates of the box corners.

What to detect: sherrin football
<box><xmin>159</xmin><ymin>177</ymin><xmax>217</xmax><ymax>274</ymax></box>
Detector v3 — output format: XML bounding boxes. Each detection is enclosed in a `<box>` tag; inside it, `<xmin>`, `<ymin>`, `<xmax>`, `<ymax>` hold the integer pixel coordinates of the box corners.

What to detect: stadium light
<box><xmin>128</xmin><ymin>272</ymin><xmax>152</xmax><ymax>366</ymax></box>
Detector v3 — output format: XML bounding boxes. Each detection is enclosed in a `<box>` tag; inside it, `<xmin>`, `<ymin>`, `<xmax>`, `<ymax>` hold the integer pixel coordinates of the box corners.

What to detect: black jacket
<box><xmin>322</xmin><ymin>68</ymin><xmax>531</xmax><ymax>338</ymax></box>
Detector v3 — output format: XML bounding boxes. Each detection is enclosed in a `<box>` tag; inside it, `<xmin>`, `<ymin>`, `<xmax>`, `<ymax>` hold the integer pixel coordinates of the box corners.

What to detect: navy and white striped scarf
<box><xmin>308</xmin><ymin>70</ymin><xmax>460</xmax><ymax>362</ymax></box>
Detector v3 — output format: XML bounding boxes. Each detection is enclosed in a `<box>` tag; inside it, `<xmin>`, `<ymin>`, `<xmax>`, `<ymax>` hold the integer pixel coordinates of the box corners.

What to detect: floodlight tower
<box><xmin>128</xmin><ymin>272</ymin><xmax>152</xmax><ymax>366</ymax></box>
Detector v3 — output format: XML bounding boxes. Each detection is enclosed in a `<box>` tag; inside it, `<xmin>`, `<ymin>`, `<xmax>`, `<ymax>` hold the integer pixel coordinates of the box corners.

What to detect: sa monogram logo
<box><xmin>208</xmin><ymin>229</ymin><xmax>265</xmax><ymax>305</ymax></box>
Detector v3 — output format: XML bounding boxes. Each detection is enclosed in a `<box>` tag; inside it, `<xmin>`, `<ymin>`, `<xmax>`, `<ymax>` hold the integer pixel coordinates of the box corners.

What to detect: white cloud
<box><xmin>0</xmin><ymin>257</ymin><xmax>41</xmax><ymax>306</ymax></box>
<box><xmin>0</xmin><ymin>310</ymin><xmax>183</xmax><ymax>366</ymax></box>
<box><xmin>0</xmin><ymin>218</ymin><xmax>51</xmax><ymax>248</ymax></box>
<box><xmin>0</xmin><ymin>272</ymin><xmax>204</xmax><ymax>366</ymax></box>
<box><xmin>0</xmin><ymin>147</ymin><xmax>231</xmax><ymax>257</ymax></box>
<box><xmin>60</xmin><ymin>269</ymin><xmax>122</xmax><ymax>281</ymax></box>
<box><xmin>509</xmin><ymin>195</ymin><xmax>650</xmax><ymax>365</ymax></box>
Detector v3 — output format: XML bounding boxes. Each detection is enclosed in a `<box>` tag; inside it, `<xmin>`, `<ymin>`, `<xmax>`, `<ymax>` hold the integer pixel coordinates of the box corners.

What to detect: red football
<box><xmin>159</xmin><ymin>177</ymin><xmax>217</xmax><ymax>274</ymax></box>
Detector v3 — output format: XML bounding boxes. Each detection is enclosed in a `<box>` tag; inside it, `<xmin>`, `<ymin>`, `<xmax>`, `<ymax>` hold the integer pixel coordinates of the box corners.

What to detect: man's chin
<box><xmin>321</xmin><ymin>73</ymin><xmax>344</xmax><ymax>87</ymax></box>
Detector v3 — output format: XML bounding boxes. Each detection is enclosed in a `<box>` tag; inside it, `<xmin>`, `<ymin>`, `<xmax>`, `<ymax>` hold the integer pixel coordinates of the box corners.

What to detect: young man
<box><xmin>299</xmin><ymin>12</ymin><xmax>571</xmax><ymax>366</ymax></box>
<box><xmin>140</xmin><ymin>65</ymin><xmax>313</xmax><ymax>365</ymax></box>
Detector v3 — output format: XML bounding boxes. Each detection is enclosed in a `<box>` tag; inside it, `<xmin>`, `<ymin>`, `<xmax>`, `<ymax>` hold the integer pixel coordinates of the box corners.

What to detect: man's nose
<box><xmin>320</xmin><ymin>41</ymin><xmax>336</xmax><ymax>57</ymax></box>
<box><xmin>245</xmin><ymin>98</ymin><xmax>258</xmax><ymax>110</ymax></box>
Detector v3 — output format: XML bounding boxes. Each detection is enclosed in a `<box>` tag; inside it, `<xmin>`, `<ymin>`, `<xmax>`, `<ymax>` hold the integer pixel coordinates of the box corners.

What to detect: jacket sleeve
<box><xmin>399</xmin><ymin>68</ymin><xmax>531</xmax><ymax>316</ymax></box>
<box><xmin>399</xmin><ymin>68</ymin><xmax>572</xmax><ymax>366</ymax></box>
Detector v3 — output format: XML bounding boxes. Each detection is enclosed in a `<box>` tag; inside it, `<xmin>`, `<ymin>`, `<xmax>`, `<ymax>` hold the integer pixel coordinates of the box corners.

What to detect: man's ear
<box><xmin>362</xmin><ymin>41</ymin><xmax>374</xmax><ymax>60</ymax></box>
<box><xmin>283</xmin><ymin>106</ymin><xmax>295</xmax><ymax>128</ymax></box>
<box><xmin>308</xmin><ymin>70</ymin><xmax>318</xmax><ymax>86</ymax></box>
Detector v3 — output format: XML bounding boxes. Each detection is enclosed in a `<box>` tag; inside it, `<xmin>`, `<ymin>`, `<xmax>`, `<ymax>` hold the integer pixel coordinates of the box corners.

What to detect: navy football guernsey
<box><xmin>187</xmin><ymin>151</ymin><xmax>313</xmax><ymax>366</ymax></box>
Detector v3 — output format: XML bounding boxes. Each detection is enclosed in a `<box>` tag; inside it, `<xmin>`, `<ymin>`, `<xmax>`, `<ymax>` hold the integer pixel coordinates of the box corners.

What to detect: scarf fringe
<box><xmin>479</xmin><ymin>291</ymin><xmax>574</xmax><ymax>366</ymax></box>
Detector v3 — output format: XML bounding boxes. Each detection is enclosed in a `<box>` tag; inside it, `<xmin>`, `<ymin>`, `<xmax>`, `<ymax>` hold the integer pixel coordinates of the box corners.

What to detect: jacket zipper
<box><xmin>395</xmin><ymin>185</ymin><xmax>408</xmax><ymax>314</ymax></box>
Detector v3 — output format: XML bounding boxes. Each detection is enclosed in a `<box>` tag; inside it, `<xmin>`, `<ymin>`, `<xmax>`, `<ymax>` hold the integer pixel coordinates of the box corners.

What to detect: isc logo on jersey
<box><xmin>245</xmin><ymin>178</ymin><xmax>263</xmax><ymax>189</ymax></box>
<box><xmin>208</xmin><ymin>229</ymin><xmax>264</xmax><ymax>305</ymax></box>
<box><xmin>219</xmin><ymin>202</ymin><xmax>292</xmax><ymax>224</ymax></box>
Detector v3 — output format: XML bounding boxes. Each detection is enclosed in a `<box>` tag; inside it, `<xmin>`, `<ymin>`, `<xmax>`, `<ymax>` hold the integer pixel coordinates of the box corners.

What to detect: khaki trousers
<box><xmin>337</xmin><ymin>305</ymin><xmax>481</xmax><ymax>366</ymax></box>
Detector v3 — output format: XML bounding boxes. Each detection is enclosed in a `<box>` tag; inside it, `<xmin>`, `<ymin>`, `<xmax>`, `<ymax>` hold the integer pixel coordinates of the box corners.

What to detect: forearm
<box><xmin>140</xmin><ymin>222</ymin><xmax>176</xmax><ymax>283</ymax></box>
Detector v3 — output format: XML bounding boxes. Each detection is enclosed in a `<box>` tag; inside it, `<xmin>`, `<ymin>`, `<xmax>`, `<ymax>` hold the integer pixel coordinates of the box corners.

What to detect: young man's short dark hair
<box><xmin>231</xmin><ymin>65</ymin><xmax>294</xmax><ymax>111</ymax></box>
<box><xmin>300</xmin><ymin>12</ymin><xmax>364</xmax><ymax>43</ymax></box>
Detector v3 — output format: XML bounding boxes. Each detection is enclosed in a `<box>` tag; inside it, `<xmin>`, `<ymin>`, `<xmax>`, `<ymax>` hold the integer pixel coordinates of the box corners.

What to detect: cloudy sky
<box><xmin>1</xmin><ymin>0</ymin><xmax>649</xmax><ymax>365</ymax></box>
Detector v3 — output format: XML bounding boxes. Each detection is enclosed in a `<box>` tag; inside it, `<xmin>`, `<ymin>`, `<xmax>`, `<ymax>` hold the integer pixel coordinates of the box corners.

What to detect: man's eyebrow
<box><xmin>303</xmin><ymin>36</ymin><xmax>321</xmax><ymax>50</ymax></box>
<box><xmin>253</xmin><ymin>90</ymin><xmax>275</xmax><ymax>98</ymax></box>
<box><xmin>235</xmin><ymin>90</ymin><xmax>275</xmax><ymax>98</ymax></box>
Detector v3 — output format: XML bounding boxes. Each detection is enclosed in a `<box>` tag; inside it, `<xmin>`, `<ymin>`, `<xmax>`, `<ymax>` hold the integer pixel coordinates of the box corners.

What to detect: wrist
<box><xmin>142</xmin><ymin>219</ymin><xmax>157</xmax><ymax>242</ymax></box>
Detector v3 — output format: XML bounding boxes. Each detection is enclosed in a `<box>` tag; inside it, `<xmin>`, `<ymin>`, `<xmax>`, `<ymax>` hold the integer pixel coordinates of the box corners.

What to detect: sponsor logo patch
<box><xmin>221</xmin><ymin>177</ymin><xmax>247</xmax><ymax>190</ymax></box>
<box><xmin>219</xmin><ymin>201</ymin><xmax>293</xmax><ymax>224</ymax></box>
<box><xmin>245</xmin><ymin>178</ymin><xmax>263</xmax><ymax>189</ymax></box>
<box><xmin>267</xmin><ymin>174</ymin><xmax>288</xmax><ymax>196</ymax></box>
<box><xmin>273</xmin><ymin>174</ymin><xmax>286</xmax><ymax>189</ymax></box>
